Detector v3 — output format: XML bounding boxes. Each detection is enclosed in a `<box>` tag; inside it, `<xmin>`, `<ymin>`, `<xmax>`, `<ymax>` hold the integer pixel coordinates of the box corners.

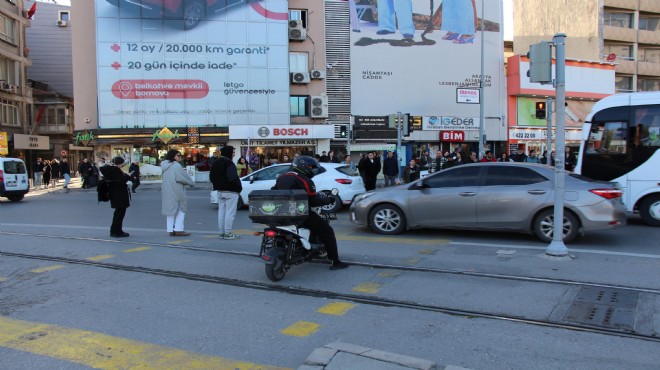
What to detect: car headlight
<box><xmin>355</xmin><ymin>192</ymin><xmax>375</xmax><ymax>203</ymax></box>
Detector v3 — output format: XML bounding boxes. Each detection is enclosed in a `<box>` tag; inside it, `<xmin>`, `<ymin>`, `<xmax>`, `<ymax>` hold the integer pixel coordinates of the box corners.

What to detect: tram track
<box><xmin>0</xmin><ymin>233</ymin><xmax>659</xmax><ymax>344</ymax></box>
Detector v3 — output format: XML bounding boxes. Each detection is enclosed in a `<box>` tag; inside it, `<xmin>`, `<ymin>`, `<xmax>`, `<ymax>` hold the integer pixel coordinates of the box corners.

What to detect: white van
<box><xmin>0</xmin><ymin>157</ymin><xmax>30</xmax><ymax>201</ymax></box>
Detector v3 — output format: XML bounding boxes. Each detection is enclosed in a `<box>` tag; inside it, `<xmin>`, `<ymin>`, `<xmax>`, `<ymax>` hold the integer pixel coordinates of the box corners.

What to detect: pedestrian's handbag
<box><xmin>97</xmin><ymin>179</ymin><xmax>111</xmax><ymax>202</ymax></box>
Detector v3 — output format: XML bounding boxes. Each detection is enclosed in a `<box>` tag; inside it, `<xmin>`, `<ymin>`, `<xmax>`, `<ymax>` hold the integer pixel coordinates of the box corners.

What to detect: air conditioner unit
<box><xmin>310</xmin><ymin>70</ymin><xmax>326</xmax><ymax>80</ymax></box>
<box><xmin>57</xmin><ymin>20</ymin><xmax>68</xmax><ymax>27</ymax></box>
<box><xmin>289</xmin><ymin>20</ymin><xmax>303</xmax><ymax>28</ymax></box>
<box><xmin>289</xmin><ymin>27</ymin><xmax>306</xmax><ymax>41</ymax></box>
<box><xmin>310</xmin><ymin>96</ymin><xmax>328</xmax><ymax>118</ymax></box>
<box><xmin>290</xmin><ymin>72</ymin><xmax>310</xmax><ymax>84</ymax></box>
<box><xmin>0</xmin><ymin>81</ymin><xmax>9</xmax><ymax>91</ymax></box>
<box><xmin>9</xmin><ymin>84</ymin><xmax>18</xmax><ymax>94</ymax></box>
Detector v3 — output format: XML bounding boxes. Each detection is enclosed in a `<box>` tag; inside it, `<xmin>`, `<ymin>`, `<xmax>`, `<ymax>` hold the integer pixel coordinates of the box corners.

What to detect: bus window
<box><xmin>634</xmin><ymin>106</ymin><xmax>660</xmax><ymax>147</ymax></box>
<box><xmin>588</xmin><ymin>121</ymin><xmax>628</xmax><ymax>154</ymax></box>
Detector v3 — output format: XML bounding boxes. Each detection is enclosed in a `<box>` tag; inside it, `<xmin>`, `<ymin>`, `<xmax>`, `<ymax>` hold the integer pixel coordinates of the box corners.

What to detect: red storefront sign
<box><xmin>440</xmin><ymin>131</ymin><xmax>464</xmax><ymax>142</ymax></box>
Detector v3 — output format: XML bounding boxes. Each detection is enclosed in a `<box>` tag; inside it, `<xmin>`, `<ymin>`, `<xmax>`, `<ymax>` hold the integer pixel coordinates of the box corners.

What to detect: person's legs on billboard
<box><xmin>394</xmin><ymin>0</ymin><xmax>414</xmax><ymax>39</ymax></box>
<box><xmin>376</xmin><ymin>0</ymin><xmax>396</xmax><ymax>34</ymax></box>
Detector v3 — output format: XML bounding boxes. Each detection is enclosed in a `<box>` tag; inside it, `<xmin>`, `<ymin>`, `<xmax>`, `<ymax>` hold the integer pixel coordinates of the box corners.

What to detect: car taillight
<box><xmin>589</xmin><ymin>188</ymin><xmax>623</xmax><ymax>199</ymax></box>
<box><xmin>264</xmin><ymin>230</ymin><xmax>277</xmax><ymax>238</ymax></box>
<box><xmin>335</xmin><ymin>178</ymin><xmax>352</xmax><ymax>184</ymax></box>
<box><xmin>0</xmin><ymin>170</ymin><xmax>3</xmax><ymax>182</ymax></box>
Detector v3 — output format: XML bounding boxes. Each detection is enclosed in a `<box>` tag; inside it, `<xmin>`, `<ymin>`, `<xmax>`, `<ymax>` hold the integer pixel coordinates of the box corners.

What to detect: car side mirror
<box><xmin>249</xmin><ymin>175</ymin><xmax>255</xmax><ymax>183</ymax></box>
<box><xmin>410</xmin><ymin>181</ymin><xmax>425</xmax><ymax>190</ymax></box>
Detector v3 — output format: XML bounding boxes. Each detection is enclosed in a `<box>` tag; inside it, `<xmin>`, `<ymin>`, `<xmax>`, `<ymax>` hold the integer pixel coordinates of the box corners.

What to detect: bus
<box><xmin>575</xmin><ymin>91</ymin><xmax>660</xmax><ymax>227</ymax></box>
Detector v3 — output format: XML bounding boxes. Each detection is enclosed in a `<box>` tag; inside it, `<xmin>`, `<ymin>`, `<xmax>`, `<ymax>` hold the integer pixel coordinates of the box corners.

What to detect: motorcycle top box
<box><xmin>248</xmin><ymin>190</ymin><xmax>308</xmax><ymax>225</ymax></box>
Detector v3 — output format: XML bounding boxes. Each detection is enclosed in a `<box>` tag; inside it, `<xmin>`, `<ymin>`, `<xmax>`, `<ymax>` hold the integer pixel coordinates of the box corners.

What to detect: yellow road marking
<box><xmin>122</xmin><ymin>246</ymin><xmax>151</xmax><ymax>253</ymax></box>
<box><xmin>204</xmin><ymin>234</ymin><xmax>220</xmax><ymax>238</ymax></box>
<box><xmin>317</xmin><ymin>302</ymin><xmax>356</xmax><ymax>316</ymax></box>
<box><xmin>352</xmin><ymin>282</ymin><xmax>382</xmax><ymax>294</ymax></box>
<box><xmin>30</xmin><ymin>265</ymin><xmax>65</xmax><ymax>274</ymax></box>
<box><xmin>338</xmin><ymin>234</ymin><xmax>448</xmax><ymax>245</ymax></box>
<box><xmin>0</xmin><ymin>316</ymin><xmax>290</xmax><ymax>370</ymax></box>
<box><xmin>377</xmin><ymin>270</ymin><xmax>400</xmax><ymax>278</ymax></box>
<box><xmin>280</xmin><ymin>321</ymin><xmax>320</xmax><ymax>337</ymax></box>
<box><xmin>86</xmin><ymin>254</ymin><xmax>115</xmax><ymax>261</ymax></box>
<box><xmin>403</xmin><ymin>257</ymin><xmax>420</xmax><ymax>265</ymax></box>
<box><xmin>167</xmin><ymin>239</ymin><xmax>193</xmax><ymax>245</ymax></box>
<box><xmin>418</xmin><ymin>248</ymin><xmax>438</xmax><ymax>255</ymax></box>
<box><xmin>0</xmin><ymin>276</ymin><xmax>7</xmax><ymax>282</ymax></box>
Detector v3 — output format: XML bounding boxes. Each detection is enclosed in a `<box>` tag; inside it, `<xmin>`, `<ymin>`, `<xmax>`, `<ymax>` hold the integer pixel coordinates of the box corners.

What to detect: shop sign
<box><xmin>354</xmin><ymin>116</ymin><xmax>388</xmax><ymax>128</ymax></box>
<box><xmin>0</xmin><ymin>131</ymin><xmax>8</xmax><ymax>155</ymax></box>
<box><xmin>74</xmin><ymin>130</ymin><xmax>94</xmax><ymax>146</ymax></box>
<box><xmin>423</xmin><ymin>116</ymin><xmax>479</xmax><ymax>131</ymax></box>
<box><xmin>350</xmin><ymin>144</ymin><xmax>396</xmax><ymax>151</ymax></box>
<box><xmin>456</xmin><ymin>88</ymin><xmax>480</xmax><ymax>104</ymax></box>
<box><xmin>152</xmin><ymin>127</ymin><xmax>180</xmax><ymax>144</ymax></box>
<box><xmin>440</xmin><ymin>131</ymin><xmax>464</xmax><ymax>142</ymax></box>
<box><xmin>240</xmin><ymin>139</ymin><xmax>318</xmax><ymax>147</ymax></box>
<box><xmin>13</xmin><ymin>134</ymin><xmax>49</xmax><ymax>150</ymax></box>
<box><xmin>229</xmin><ymin>125</ymin><xmax>334</xmax><ymax>140</ymax></box>
<box><xmin>509</xmin><ymin>128</ymin><xmax>582</xmax><ymax>141</ymax></box>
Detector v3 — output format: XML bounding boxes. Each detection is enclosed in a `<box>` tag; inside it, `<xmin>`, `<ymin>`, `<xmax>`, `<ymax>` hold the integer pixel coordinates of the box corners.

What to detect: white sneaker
<box><xmin>223</xmin><ymin>232</ymin><xmax>240</xmax><ymax>240</ymax></box>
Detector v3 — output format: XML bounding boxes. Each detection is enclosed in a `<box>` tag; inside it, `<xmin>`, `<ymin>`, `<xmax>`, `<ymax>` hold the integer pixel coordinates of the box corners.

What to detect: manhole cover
<box><xmin>563</xmin><ymin>287</ymin><xmax>639</xmax><ymax>331</ymax></box>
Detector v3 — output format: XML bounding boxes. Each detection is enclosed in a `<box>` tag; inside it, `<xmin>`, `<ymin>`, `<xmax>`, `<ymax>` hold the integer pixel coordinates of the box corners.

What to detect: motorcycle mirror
<box><xmin>331</xmin><ymin>188</ymin><xmax>339</xmax><ymax>196</ymax></box>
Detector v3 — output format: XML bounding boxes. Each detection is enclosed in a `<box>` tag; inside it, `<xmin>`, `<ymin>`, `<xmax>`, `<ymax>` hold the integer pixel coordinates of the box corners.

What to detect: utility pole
<box><xmin>478</xmin><ymin>0</ymin><xmax>486</xmax><ymax>158</ymax></box>
<box><xmin>396</xmin><ymin>111</ymin><xmax>402</xmax><ymax>176</ymax></box>
<box><xmin>546</xmin><ymin>97</ymin><xmax>553</xmax><ymax>165</ymax></box>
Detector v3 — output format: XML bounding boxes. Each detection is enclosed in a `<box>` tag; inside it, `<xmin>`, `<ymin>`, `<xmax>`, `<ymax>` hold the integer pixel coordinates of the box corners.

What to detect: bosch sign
<box><xmin>273</xmin><ymin>128</ymin><xmax>310</xmax><ymax>136</ymax></box>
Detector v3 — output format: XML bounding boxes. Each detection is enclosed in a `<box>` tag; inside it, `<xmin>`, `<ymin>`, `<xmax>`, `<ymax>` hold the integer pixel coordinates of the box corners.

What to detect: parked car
<box><xmin>106</xmin><ymin>0</ymin><xmax>246</xmax><ymax>30</ymax></box>
<box><xmin>349</xmin><ymin>162</ymin><xmax>627</xmax><ymax>243</ymax></box>
<box><xmin>0</xmin><ymin>157</ymin><xmax>29</xmax><ymax>202</ymax></box>
<box><xmin>211</xmin><ymin>163</ymin><xmax>366</xmax><ymax>212</ymax></box>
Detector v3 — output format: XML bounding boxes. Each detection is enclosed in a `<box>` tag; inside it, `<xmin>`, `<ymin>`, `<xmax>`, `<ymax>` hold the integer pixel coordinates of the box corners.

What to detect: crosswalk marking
<box><xmin>0</xmin><ymin>316</ymin><xmax>290</xmax><ymax>370</ymax></box>
<box><xmin>280</xmin><ymin>321</ymin><xmax>320</xmax><ymax>337</ymax></box>
<box><xmin>86</xmin><ymin>254</ymin><xmax>115</xmax><ymax>261</ymax></box>
<box><xmin>167</xmin><ymin>239</ymin><xmax>193</xmax><ymax>245</ymax></box>
<box><xmin>317</xmin><ymin>302</ymin><xmax>356</xmax><ymax>316</ymax></box>
<box><xmin>352</xmin><ymin>282</ymin><xmax>382</xmax><ymax>294</ymax></box>
<box><xmin>122</xmin><ymin>246</ymin><xmax>151</xmax><ymax>253</ymax></box>
<box><xmin>377</xmin><ymin>270</ymin><xmax>400</xmax><ymax>278</ymax></box>
<box><xmin>30</xmin><ymin>265</ymin><xmax>65</xmax><ymax>274</ymax></box>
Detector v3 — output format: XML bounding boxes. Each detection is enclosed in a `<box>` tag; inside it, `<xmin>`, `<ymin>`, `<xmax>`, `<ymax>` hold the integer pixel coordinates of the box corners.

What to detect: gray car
<box><xmin>349</xmin><ymin>163</ymin><xmax>627</xmax><ymax>242</ymax></box>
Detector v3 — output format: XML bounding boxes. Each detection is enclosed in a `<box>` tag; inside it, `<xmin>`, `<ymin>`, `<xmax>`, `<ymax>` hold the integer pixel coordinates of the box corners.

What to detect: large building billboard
<box><xmin>94</xmin><ymin>0</ymin><xmax>289</xmax><ymax>129</ymax></box>
<box><xmin>350</xmin><ymin>0</ymin><xmax>505</xmax><ymax>119</ymax></box>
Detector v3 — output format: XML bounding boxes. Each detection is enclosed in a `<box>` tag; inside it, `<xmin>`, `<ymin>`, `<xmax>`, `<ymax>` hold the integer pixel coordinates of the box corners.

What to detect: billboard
<box><xmin>350</xmin><ymin>0</ymin><xmax>504</xmax><ymax>118</ymax></box>
<box><xmin>94</xmin><ymin>0</ymin><xmax>290</xmax><ymax>129</ymax></box>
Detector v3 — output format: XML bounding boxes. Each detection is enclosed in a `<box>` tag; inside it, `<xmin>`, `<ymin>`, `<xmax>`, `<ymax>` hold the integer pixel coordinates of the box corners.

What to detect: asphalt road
<box><xmin>0</xmin><ymin>186</ymin><xmax>659</xmax><ymax>369</ymax></box>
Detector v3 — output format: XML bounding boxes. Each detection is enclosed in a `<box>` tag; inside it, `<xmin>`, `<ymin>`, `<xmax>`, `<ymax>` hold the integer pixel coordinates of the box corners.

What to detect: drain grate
<box><xmin>562</xmin><ymin>287</ymin><xmax>639</xmax><ymax>331</ymax></box>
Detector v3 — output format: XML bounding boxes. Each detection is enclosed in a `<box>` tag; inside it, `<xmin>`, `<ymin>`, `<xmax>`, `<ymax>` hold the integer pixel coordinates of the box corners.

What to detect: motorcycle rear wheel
<box><xmin>265</xmin><ymin>263</ymin><xmax>286</xmax><ymax>282</ymax></box>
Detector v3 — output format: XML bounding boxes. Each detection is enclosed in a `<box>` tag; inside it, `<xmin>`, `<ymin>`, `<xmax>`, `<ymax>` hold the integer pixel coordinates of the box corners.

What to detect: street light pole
<box><xmin>478</xmin><ymin>0</ymin><xmax>485</xmax><ymax>158</ymax></box>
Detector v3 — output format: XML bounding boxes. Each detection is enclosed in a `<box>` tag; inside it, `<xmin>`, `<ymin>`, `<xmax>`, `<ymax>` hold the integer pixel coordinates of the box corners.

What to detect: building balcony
<box><xmin>638</xmin><ymin>29</ymin><xmax>660</xmax><ymax>45</ymax></box>
<box><xmin>36</xmin><ymin>125</ymin><xmax>72</xmax><ymax>135</ymax></box>
<box><xmin>640</xmin><ymin>0</ymin><xmax>660</xmax><ymax>13</ymax></box>
<box><xmin>604</xmin><ymin>0</ymin><xmax>638</xmax><ymax>10</ymax></box>
<box><xmin>615</xmin><ymin>59</ymin><xmax>636</xmax><ymax>74</ymax></box>
<box><xmin>637</xmin><ymin>61</ymin><xmax>660</xmax><ymax>76</ymax></box>
<box><xmin>604</xmin><ymin>26</ymin><xmax>637</xmax><ymax>43</ymax></box>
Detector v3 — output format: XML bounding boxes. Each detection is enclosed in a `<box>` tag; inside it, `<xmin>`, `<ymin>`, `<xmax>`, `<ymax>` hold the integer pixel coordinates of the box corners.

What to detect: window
<box><xmin>637</xmin><ymin>78</ymin><xmax>660</xmax><ymax>92</ymax></box>
<box><xmin>289</xmin><ymin>9</ymin><xmax>307</xmax><ymax>28</ymax></box>
<box><xmin>58</xmin><ymin>11</ymin><xmax>70</xmax><ymax>22</ymax></box>
<box><xmin>640</xmin><ymin>48</ymin><xmax>660</xmax><ymax>63</ymax></box>
<box><xmin>0</xmin><ymin>98</ymin><xmax>19</xmax><ymax>126</ymax></box>
<box><xmin>0</xmin><ymin>14</ymin><xmax>15</xmax><ymax>44</ymax></box>
<box><xmin>46</xmin><ymin>108</ymin><xmax>56</xmax><ymax>125</ymax></box>
<box><xmin>424</xmin><ymin>167</ymin><xmax>480</xmax><ymax>188</ymax></box>
<box><xmin>57</xmin><ymin>108</ymin><xmax>66</xmax><ymax>126</ymax></box>
<box><xmin>615</xmin><ymin>75</ymin><xmax>633</xmax><ymax>93</ymax></box>
<box><xmin>290</xmin><ymin>96</ymin><xmax>309</xmax><ymax>116</ymax></box>
<box><xmin>639</xmin><ymin>16</ymin><xmax>660</xmax><ymax>31</ymax></box>
<box><xmin>0</xmin><ymin>57</ymin><xmax>17</xmax><ymax>84</ymax></box>
<box><xmin>482</xmin><ymin>167</ymin><xmax>548</xmax><ymax>186</ymax></box>
<box><xmin>633</xmin><ymin>106</ymin><xmax>660</xmax><ymax>147</ymax></box>
<box><xmin>587</xmin><ymin>121</ymin><xmax>628</xmax><ymax>154</ymax></box>
<box><xmin>289</xmin><ymin>52</ymin><xmax>308</xmax><ymax>73</ymax></box>
<box><xmin>603</xmin><ymin>11</ymin><xmax>633</xmax><ymax>28</ymax></box>
<box><xmin>603</xmin><ymin>44</ymin><xmax>633</xmax><ymax>60</ymax></box>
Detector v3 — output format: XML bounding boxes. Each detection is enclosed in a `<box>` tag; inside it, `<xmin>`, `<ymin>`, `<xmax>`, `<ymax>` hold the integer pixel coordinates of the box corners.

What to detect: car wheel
<box><xmin>320</xmin><ymin>191</ymin><xmax>342</xmax><ymax>213</ymax></box>
<box><xmin>639</xmin><ymin>194</ymin><xmax>660</xmax><ymax>227</ymax></box>
<box><xmin>183</xmin><ymin>0</ymin><xmax>204</xmax><ymax>30</ymax></box>
<box><xmin>369</xmin><ymin>204</ymin><xmax>406</xmax><ymax>235</ymax></box>
<box><xmin>533</xmin><ymin>209</ymin><xmax>580</xmax><ymax>243</ymax></box>
<box><xmin>7</xmin><ymin>195</ymin><xmax>24</xmax><ymax>202</ymax></box>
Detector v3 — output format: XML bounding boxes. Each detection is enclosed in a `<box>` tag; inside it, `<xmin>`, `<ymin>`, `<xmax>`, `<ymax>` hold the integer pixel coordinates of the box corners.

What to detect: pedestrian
<box><xmin>281</xmin><ymin>154</ymin><xmax>291</xmax><ymax>163</ymax></box>
<box><xmin>525</xmin><ymin>149</ymin><xmax>541</xmax><ymax>163</ymax></box>
<box><xmin>50</xmin><ymin>159</ymin><xmax>61</xmax><ymax>187</ymax></box>
<box><xmin>78</xmin><ymin>158</ymin><xmax>93</xmax><ymax>189</ymax></box>
<box><xmin>161</xmin><ymin>149</ymin><xmax>195</xmax><ymax>236</ymax></box>
<box><xmin>207</xmin><ymin>151</ymin><xmax>220</xmax><ymax>169</ymax></box>
<box><xmin>100</xmin><ymin>157</ymin><xmax>131</xmax><ymax>238</ymax></box>
<box><xmin>249</xmin><ymin>151</ymin><xmax>259</xmax><ymax>171</ymax></box>
<box><xmin>540</xmin><ymin>150</ymin><xmax>549</xmax><ymax>165</ymax></box>
<box><xmin>210</xmin><ymin>145</ymin><xmax>243</xmax><ymax>240</ymax></box>
<box><xmin>128</xmin><ymin>160</ymin><xmax>140</xmax><ymax>193</ymax></box>
<box><xmin>60</xmin><ymin>157</ymin><xmax>71</xmax><ymax>192</ymax></box>
<box><xmin>419</xmin><ymin>151</ymin><xmax>431</xmax><ymax>170</ymax></box>
<box><xmin>32</xmin><ymin>157</ymin><xmax>43</xmax><ymax>189</ymax></box>
<box><xmin>382</xmin><ymin>150</ymin><xmax>399</xmax><ymax>187</ymax></box>
<box><xmin>468</xmin><ymin>151</ymin><xmax>479</xmax><ymax>163</ymax></box>
<box><xmin>319</xmin><ymin>151</ymin><xmax>329</xmax><ymax>163</ymax></box>
<box><xmin>565</xmin><ymin>147</ymin><xmax>577</xmax><ymax>171</ymax></box>
<box><xmin>434</xmin><ymin>151</ymin><xmax>447</xmax><ymax>171</ymax></box>
<box><xmin>403</xmin><ymin>159</ymin><xmax>420</xmax><ymax>183</ymax></box>
<box><xmin>480</xmin><ymin>150</ymin><xmax>497</xmax><ymax>162</ymax></box>
<box><xmin>358</xmin><ymin>151</ymin><xmax>381</xmax><ymax>191</ymax></box>
<box><xmin>42</xmin><ymin>160</ymin><xmax>52</xmax><ymax>189</ymax></box>
<box><xmin>454</xmin><ymin>151</ymin><xmax>465</xmax><ymax>165</ymax></box>
<box><xmin>236</xmin><ymin>156</ymin><xmax>252</xmax><ymax>177</ymax></box>
<box><xmin>328</xmin><ymin>150</ymin><xmax>340</xmax><ymax>163</ymax></box>
<box><xmin>498</xmin><ymin>152</ymin><xmax>514</xmax><ymax>162</ymax></box>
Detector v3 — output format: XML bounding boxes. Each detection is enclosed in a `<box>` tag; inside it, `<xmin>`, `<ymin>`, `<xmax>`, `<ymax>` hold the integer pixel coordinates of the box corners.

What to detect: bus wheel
<box><xmin>640</xmin><ymin>195</ymin><xmax>660</xmax><ymax>227</ymax></box>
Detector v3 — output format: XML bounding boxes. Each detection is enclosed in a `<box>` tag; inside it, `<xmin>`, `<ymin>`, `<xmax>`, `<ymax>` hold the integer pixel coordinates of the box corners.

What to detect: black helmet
<box><xmin>291</xmin><ymin>156</ymin><xmax>320</xmax><ymax>178</ymax></box>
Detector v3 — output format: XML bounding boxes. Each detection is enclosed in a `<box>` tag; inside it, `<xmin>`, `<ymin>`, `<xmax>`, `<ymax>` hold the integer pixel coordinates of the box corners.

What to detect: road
<box><xmin>0</xmin><ymin>186</ymin><xmax>659</xmax><ymax>369</ymax></box>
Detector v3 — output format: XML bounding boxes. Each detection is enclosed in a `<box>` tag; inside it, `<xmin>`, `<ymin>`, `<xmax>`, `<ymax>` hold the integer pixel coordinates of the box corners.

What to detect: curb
<box><xmin>299</xmin><ymin>342</ymin><xmax>437</xmax><ymax>370</ymax></box>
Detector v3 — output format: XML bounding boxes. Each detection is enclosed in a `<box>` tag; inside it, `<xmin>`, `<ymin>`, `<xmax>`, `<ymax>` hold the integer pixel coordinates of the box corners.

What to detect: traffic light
<box><xmin>339</xmin><ymin>125</ymin><xmax>347</xmax><ymax>138</ymax></box>
<box><xmin>535</xmin><ymin>102</ymin><xmax>547</xmax><ymax>119</ymax></box>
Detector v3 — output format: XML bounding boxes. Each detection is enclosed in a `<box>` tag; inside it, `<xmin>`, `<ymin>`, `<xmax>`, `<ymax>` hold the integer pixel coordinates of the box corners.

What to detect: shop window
<box><xmin>603</xmin><ymin>11</ymin><xmax>633</xmax><ymax>29</ymax></box>
<box><xmin>290</xmin><ymin>95</ymin><xmax>309</xmax><ymax>116</ymax></box>
<box><xmin>289</xmin><ymin>9</ymin><xmax>307</xmax><ymax>28</ymax></box>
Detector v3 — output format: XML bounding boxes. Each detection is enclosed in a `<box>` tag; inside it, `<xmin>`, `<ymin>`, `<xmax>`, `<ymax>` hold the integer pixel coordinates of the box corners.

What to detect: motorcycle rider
<box><xmin>272</xmin><ymin>156</ymin><xmax>349</xmax><ymax>270</ymax></box>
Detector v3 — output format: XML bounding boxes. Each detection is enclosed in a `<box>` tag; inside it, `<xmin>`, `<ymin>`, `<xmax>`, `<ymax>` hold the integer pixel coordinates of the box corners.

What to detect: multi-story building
<box><xmin>513</xmin><ymin>0</ymin><xmax>660</xmax><ymax>93</ymax></box>
<box><xmin>0</xmin><ymin>0</ymin><xmax>33</xmax><ymax>159</ymax></box>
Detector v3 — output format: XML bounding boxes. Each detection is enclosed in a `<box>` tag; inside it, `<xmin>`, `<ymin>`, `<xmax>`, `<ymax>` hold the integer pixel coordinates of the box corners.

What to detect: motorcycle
<box><xmin>255</xmin><ymin>189</ymin><xmax>338</xmax><ymax>282</ymax></box>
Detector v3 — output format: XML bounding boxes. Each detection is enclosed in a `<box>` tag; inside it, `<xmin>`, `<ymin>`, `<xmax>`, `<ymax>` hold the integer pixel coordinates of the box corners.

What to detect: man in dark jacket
<box><xmin>78</xmin><ymin>158</ymin><xmax>94</xmax><ymax>189</ymax></box>
<box><xmin>32</xmin><ymin>158</ymin><xmax>43</xmax><ymax>189</ymax></box>
<box><xmin>382</xmin><ymin>150</ymin><xmax>399</xmax><ymax>187</ymax></box>
<box><xmin>273</xmin><ymin>156</ymin><xmax>348</xmax><ymax>270</ymax></box>
<box><xmin>210</xmin><ymin>145</ymin><xmax>243</xmax><ymax>240</ymax></box>
<box><xmin>358</xmin><ymin>151</ymin><xmax>381</xmax><ymax>191</ymax></box>
<box><xmin>128</xmin><ymin>160</ymin><xmax>140</xmax><ymax>193</ymax></box>
<box><xmin>100</xmin><ymin>157</ymin><xmax>131</xmax><ymax>238</ymax></box>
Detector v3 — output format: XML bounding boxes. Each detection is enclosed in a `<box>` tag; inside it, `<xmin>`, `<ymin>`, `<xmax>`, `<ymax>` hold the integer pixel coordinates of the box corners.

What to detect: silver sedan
<box><xmin>349</xmin><ymin>163</ymin><xmax>627</xmax><ymax>242</ymax></box>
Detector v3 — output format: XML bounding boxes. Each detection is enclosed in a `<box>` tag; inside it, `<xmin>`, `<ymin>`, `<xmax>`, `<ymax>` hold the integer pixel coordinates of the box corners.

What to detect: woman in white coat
<box><xmin>161</xmin><ymin>149</ymin><xmax>195</xmax><ymax>236</ymax></box>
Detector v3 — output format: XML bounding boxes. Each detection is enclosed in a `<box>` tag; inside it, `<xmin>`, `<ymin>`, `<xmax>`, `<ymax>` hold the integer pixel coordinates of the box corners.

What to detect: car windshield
<box><xmin>334</xmin><ymin>165</ymin><xmax>359</xmax><ymax>176</ymax></box>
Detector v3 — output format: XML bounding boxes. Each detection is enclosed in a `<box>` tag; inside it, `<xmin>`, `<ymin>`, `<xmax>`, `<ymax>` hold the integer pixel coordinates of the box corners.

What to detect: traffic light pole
<box><xmin>396</xmin><ymin>111</ymin><xmax>402</xmax><ymax>178</ymax></box>
<box><xmin>546</xmin><ymin>97</ymin><xmax>552</xmax><ymax>165</ymax></box>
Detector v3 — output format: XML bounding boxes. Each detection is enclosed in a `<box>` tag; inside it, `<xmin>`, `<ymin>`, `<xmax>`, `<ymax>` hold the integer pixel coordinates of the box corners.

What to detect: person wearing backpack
<box><xmin>100</xmin><ymin>157</ymin><xmax>131</xmax><ymax>238</ymax></box>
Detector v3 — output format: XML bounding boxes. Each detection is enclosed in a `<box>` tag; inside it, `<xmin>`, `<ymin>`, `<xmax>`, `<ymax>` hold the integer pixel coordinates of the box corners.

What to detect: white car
<box><xmin>211</xmin><ymin>163</ymin><xmax>366</xmax><ymax>212</ymax></box>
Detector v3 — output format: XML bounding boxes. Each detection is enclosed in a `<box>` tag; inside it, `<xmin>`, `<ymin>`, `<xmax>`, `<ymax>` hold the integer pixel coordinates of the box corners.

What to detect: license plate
<box><xmin>7</xmin><ymin>181</ymin><xmax>16</xmax><ymax>187</ymax></box>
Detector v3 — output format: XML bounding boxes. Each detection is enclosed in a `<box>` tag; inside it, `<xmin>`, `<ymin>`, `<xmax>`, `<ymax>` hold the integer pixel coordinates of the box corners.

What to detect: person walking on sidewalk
<box><xmin>60</xmin><ymin>157</ymin><xmax>71</xmax><ymax>192</ymax></box>
<box><xmin>382</xmin><ymin>150</ymin><xmax>399</xmax><ymax>187</ymax></box>
<box><xmin>210</xmin><ymin>145</ymin><xmax>242</xmax><ymax>240</ymax></box>
<box><xmin>32</xmin><ymin>158</ymin><xmax>43</xmax><ymax>189</ymax></box>
<box><xmin>42</xmin><ymin>160</ymin><xmax>52</xmax><ymax>189</ymax></box>
<box><xmin>161</xmin><ymin>149</ymin><xmax>195</xmax><ymax>236</ymax></box>
<box><xmin>128</xmin><ymin>160</ymin><xmax>140</xmax><ymax>193</ymax></box>
<box><xmin>100</xmin><ymin>157</ymin><xmax>131</xmax><ymax>238</ymax></box>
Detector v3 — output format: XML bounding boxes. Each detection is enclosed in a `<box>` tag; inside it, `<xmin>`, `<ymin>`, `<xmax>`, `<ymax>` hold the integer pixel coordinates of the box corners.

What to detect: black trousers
<box><xmin>82</xmin><ymin>175</ymin><xmax>90</xmax><ymax>188</ymax></box>
<box><xmin>364</xmin><ymin>176</ymin><xmax>377</xmax><ymax>191</ymax></box>
<box><xmin>304</xmin><ymin>211</ymin><xmax>340</xmax><ymax>261</ymax></box>
<box><xmin>111</xmin><ymin>207</ymin><xmax>126</xmax><ymax>234</ymax></box>
<box><xmin>131</xmin><ymin>177</ymin><xmax>140</xmax><ymax>192</ymax></box>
